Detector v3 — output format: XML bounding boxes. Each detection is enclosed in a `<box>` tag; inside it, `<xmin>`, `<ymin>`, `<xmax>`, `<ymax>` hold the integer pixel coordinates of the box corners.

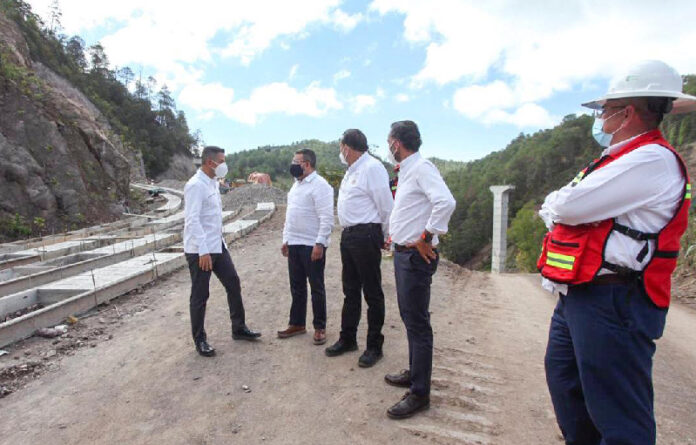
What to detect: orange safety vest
<box><xmin>537</xmin><ymin>129</ymin><xmax>692</xmax><ymax>308</ymax></box>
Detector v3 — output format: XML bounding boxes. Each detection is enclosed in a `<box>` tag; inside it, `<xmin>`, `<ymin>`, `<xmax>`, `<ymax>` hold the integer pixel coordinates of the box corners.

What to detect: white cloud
<box><xmin>178</xmin><ymin>82</ymin><xmax>236</xmax><ymax>115</ymax></box>
<box><xmin>27</xmin><ymin>0</ymin><xmax>362</xmax><ymax>79</ymax></box>
<box><xmin>333</xmin><ymin>69</ymin><xmax>351</xmax><ymax>83</ymax></box>
<box><xmin>371</xmin><ymin>0</ymin><xmax>696</xmax><ymax>128</ymax></box>
<box><xmin>452</xmin><ymin>79</ymin><xmax>558</xmax><ymax>127</ymax></box>
<box><xmin>179</xmin><ymin>81</ymin><xmax>343</xmax><ymax>125</ymax></box>
<box><xmin>289</xmin><ymin>64</ymin><xmax>299</xmax><ymax>80</ymax></box>
<box><xmin>331</xmin><ymin>9</ymin><xmax>363</xmax><ymax>32</ymax></box>
<box><xmin>395</xmin><ymin>93</ymin><xmax>410</xmax><ymax>103</ymax></box>
<box><xmin>483</xmin><ymin>103</ymin><xmax>556</xmax><ymax>128</ymax></box>
<box><xmin>452</xmin><ymin>81</ymin><xmax>515</xmax><ymax>119</ymax></box>
<box><xmin>350</xmin><ymin>94</ymin><xmax>376</xmax><ymax>114</ymax></box>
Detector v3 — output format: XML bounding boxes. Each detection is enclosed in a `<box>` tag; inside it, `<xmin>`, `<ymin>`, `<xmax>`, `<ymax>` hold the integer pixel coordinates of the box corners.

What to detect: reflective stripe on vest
<box><xmin>537</xmin><ymin>129</ymin><xmax>691</xmax><ymax>308</ymax></box>
<box><xmin>546</xmin><ymin>251</ymin><xmax>575</xmax><ymax>270</ymax></box>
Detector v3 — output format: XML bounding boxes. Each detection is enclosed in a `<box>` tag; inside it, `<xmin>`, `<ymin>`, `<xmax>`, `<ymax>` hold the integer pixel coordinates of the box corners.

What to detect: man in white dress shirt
<box><xmin>325</xmin><ymin>129</ymin><xmax>394</xmax><ymax>368</ymax></box>
<box><xmin>278</xmin><ymin>148</ymin><xmax>334</xmax><ymax>345</ymax></box>
<box><xmin>539</xmin><ymin>61</ymin><xmax>694</xmax><ymax>444</ymax></box>
<box><xmin>383</xmin><ymin>120</ymin><xmax>456</xmax><ymax>420</ymax></box>
<box><xmin>184</xmin><ymin>146</ymin><xmax>260</xmax><ymax>357</ymax></box>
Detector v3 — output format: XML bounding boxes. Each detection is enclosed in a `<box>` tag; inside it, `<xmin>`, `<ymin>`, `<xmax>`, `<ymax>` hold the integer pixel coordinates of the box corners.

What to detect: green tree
<box><xmin>507</xmin><ymin>201</ymin><xmax>547</xmax><ymax>272</ymax></box>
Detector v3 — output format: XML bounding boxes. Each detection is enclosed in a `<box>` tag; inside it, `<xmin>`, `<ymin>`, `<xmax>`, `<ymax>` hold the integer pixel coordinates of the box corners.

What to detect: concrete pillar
<box><xmin>489</xmin><ymin>185</ymin><xmax>515</xmax><ymax>273</ymax></box>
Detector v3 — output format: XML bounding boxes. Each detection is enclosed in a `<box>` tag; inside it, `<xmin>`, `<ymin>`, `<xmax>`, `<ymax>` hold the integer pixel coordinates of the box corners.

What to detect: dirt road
<box><xmin>1</xmin><ymin>209</ymin><xmax>694</xmax><ymax>444</ymax></box>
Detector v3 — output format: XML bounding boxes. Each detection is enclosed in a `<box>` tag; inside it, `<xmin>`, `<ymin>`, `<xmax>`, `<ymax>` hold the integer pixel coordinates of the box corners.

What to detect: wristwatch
<box><xmin>421</xmin><ymin>230</ymin><xmax>433</xmax><ymax>243</ymax></box>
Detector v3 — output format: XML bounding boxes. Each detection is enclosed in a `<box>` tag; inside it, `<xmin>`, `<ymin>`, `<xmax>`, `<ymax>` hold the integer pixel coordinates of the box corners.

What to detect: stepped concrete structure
<box><xmin>0</xmin><ymin>183</ymin><xmax>276</xmax><ymax>347</ymax></box>
<box><xmin>489</xmin><ymin>185</ymin><xmax>515</xmax><ymax>273</ymax></box>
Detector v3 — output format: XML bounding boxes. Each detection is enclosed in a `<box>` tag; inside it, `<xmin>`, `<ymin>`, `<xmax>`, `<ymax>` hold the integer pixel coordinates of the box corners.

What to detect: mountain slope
<box><xmin>0</xmin><ymin>12</ymin><xmax>139</xmax><ymax>237</ymax></box>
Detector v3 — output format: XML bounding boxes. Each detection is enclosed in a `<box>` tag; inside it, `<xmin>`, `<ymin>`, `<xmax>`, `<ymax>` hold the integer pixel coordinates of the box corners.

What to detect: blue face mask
<box><xmin>592</xmin><ymin>109</ymin><xmax>625</xmax><ymax>147</ymax></box>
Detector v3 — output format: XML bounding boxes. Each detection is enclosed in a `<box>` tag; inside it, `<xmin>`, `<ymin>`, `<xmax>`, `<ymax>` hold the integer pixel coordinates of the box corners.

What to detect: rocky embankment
<box><xmin>0</xmin><ymin>13</ymin><xmax>145</xmax><ymax>238</ymax></box>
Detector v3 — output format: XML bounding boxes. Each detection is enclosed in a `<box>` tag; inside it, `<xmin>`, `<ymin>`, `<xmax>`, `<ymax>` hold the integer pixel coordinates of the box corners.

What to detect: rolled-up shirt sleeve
<box><xmin>314</xmin><ymin>182</ymin><xmax>335</xmax><ymax>246</ymax></box>
<box><xmin>419</xmin><ymin>163</ymin><xmax>456</xmax><ymax>235</ymax></box>
<box><xmin>184</xmin><ymin>183</ymin><xmax>209</xmax><ymax>255</ymax></box>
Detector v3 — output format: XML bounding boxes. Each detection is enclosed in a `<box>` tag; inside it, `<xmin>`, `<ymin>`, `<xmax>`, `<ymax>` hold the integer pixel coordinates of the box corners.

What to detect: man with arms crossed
<box><xmin>539</xmin><ymin>60</ymin><xmax>694</xmax><ymax>445</ymax></box>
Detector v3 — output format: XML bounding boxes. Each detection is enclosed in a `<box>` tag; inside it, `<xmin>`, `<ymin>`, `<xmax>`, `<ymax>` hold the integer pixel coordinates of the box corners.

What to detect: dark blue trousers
<box><xmin>287</xmin><ymin>245</ymin><xmax>327</xmax><ymax>329</ymax></box>
<box><xmin>394</xmin><ymin>249</ymin><xmax>438</xmax><ymax>397</ymax></box>
<box><xmin>545</xmin><ymin>282</ymin><xmax>667</xmax><ymax>445</ymax></box>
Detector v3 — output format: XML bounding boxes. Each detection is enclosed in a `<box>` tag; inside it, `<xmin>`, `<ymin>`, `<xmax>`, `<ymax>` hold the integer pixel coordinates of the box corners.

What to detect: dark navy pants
<box><xmin>287</xmin><ymin>244</ymin><xmax>327</xmax><ymax>329</ymax></box>
<box><xmin>394</xmin><ymin>249</ymin><xmax>439</xmax><ymax>397</ymax></box>
<box><xmin>545</xmin><ymin>282</ymin><xmax>667</xmax><ymax>445</ymax></box>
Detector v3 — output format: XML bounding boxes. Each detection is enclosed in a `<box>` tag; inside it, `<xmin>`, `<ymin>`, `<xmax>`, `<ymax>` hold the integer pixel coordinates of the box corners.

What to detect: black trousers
<box><xmin>394</xmin><ymin>249</ymin><xmax>439</xmax><ymax>397</ymax></box>
<box><xmin>339</xmin><ymin>223</ymin><xmax>385</xmax><ymax>351</ymax></box>
<box><xmin>287</xmin><ymin>245</ymin><xmax>327</xmax><ymax>329</ymax></box>
<box><xmin>185</xmin><ymin>244</ymin><xmax>246</xmax><ymax>344</ymax></box>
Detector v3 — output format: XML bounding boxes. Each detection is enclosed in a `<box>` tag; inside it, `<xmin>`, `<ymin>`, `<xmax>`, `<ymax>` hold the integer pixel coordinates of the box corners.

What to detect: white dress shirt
<box><xmin>539</xmin><ymin>134</ymin><xmax>685</xmax><ymax>294</ymax></box>
<box><xmin>184</xmin><ymin>169</ymin><xmax>225</xmax><ymax>255</ymax></box>
<box><xmin>389</xmin><ymin>152</ymin><xmax>456</xmax><ymax>247</ymax></box>
<box><xmin>283</xmin><ymin>171</ymin><xmax>335</xmax><ymax>247</ymax></box>
<box><xmin>337</xmin><ymin>153</ymin><xmax>394</xmax><ymax>238</ymax></box>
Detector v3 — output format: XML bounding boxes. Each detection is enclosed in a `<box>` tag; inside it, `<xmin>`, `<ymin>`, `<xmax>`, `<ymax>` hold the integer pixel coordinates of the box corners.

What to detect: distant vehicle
<box><xmin>147</xmin><ymin>188</ymin><xmax>166</xmax><ymax>197</ymax></box>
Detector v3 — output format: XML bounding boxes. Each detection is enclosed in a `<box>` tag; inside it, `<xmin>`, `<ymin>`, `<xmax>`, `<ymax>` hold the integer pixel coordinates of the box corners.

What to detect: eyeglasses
<box><xmin>593</xmin><ymin>104</ymin><xmax>626</xmax><ymax>118</ymax></box>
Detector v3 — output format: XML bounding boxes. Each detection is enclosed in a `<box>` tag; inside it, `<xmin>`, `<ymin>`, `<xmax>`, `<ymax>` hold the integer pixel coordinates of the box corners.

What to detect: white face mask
<box><xmin>387</xmin><ymin>150</ymin><xmax>397</xmax><ymax>165</ymax></box>
<box><xmin>387</xmin><ymin>141</ymin><xmax>399</xmax><ymax>165</ymax></box>
<box><xmin>592</xmin><ymin>108</ymin><xmax>626</xmax><ymax>147</ymax></box>
<box><xmin>213</xmin><ymin>160</ymin><xmax>228</xmax><ymax>178</ymax></box>
<box><xmin>339</xmin><ymin>149</ymin><xmax>348</xmax><ymax>166</ymax></box>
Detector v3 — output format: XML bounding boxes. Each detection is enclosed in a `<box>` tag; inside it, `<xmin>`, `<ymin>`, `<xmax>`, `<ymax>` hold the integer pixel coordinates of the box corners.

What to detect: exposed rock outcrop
<box><xmin>155</xmin><ymin>152</ymin><xmax>195</xmax><ymax>182</ymax></box>
<box><xmin>0</xmin><ymin>13</ymin><xmax>145</xmax><ymax>236</ymax></box>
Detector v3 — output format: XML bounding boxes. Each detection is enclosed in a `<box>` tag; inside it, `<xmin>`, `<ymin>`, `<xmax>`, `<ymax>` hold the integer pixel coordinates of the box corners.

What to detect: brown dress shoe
<box><xmin>277</xmin><ymin>325</ymin><xmax>306</xmax><ymax>338</ymax></box>
<box><xmin>313</xmin><ymin>329</ymin><xmax>327</xmax><ymax>345</ymax></box>
<box><xmin>385</xmin><ymin>369</ymin><xmax>411</xmax><ymax>387</ymax></box>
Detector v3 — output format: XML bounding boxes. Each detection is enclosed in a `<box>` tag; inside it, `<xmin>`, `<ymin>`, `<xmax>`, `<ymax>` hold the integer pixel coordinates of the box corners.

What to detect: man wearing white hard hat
<box><xmin>538</xmin><ymin>60</ymin><xmax>694</xmax><ymax>445</ymax></box>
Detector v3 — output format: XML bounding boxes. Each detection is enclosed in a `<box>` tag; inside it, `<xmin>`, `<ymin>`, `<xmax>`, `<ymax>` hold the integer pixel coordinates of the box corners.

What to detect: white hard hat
<box><xmin>582</xmin><ymin>60</ymin><xmax>696</xmax><ymax>114</ymax></box>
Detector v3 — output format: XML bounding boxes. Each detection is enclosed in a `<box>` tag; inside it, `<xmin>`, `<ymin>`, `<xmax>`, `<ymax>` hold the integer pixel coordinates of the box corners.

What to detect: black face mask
<box><xmin>289</xmin><ymin>164</ymin><xmax>304</xmax><ymax>178</ymax></box>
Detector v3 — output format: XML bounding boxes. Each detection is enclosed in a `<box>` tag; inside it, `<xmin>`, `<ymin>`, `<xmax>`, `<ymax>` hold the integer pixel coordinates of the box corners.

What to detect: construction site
<box><xmin>0</xmin><ymin>183</ymin><xmax>694</xmax><ymax>445</ymax></box>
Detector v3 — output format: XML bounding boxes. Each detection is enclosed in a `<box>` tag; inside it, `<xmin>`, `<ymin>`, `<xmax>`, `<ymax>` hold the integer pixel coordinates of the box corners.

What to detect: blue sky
<box><xmin>28</xmin><ymin>0</ymin><xmax>696</xmax><ymax>162</ymax></box>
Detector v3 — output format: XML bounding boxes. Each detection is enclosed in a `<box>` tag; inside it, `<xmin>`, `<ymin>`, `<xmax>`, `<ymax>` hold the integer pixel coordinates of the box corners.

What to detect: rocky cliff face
<box><xmin>0</xmin><ymin>14</ymin><xmax>145</xmax><ymax>237</ymax></box>
<box><xmin>156</xmin><ymin>152</ymin><xmax>196</xmax><ymax>182</ymax></box>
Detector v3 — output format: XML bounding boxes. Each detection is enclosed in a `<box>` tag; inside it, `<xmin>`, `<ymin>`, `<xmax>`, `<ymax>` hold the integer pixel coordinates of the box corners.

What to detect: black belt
<box><xmin>589</xmin><ymin>274</ymin><xmax>637</xmax><ymax>285</ymax></box>
<box><xmin>394</xmin><ymin>243</ymin><xmax>438</xmax><ymax>254</ymax></box>
<box><xmin>343</xmin><ymin>223</ymin><xmax>381</xmax><ymax>233</ymax></box>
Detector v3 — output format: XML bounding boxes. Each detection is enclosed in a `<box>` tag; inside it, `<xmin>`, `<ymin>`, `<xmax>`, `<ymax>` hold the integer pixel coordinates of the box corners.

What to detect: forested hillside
<box><xmin>226</xmin><ymin>138</ymin><xmax>391</xmax><ymax>191</ymax></box>
<box><xmin>0</xmin><ymin>0</ymin><xmax>198</xmax><ymax>178</ymax></box>
<box><xmin>0</xmin><ymin>0</ymin><xmax>200</xmax><ymax>239</ymax></box>
<box><xmin>442</xmin><ymin>76</ymin><xmax>696</xmax><ymax>271</ymax></box>
<box><xmin>226</xmin><ymin>83</ymin><xmax>696</xmax><ymax>272</ymax></box>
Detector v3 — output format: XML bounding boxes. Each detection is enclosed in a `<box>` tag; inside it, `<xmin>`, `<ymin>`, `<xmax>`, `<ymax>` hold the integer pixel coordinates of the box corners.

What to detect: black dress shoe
<box><xmin>387</xmin><ymin>391</ymin><xmax>430</xmax><ymax>419</ymax></box>
<box><xmin>232</xmin><ymin>327</ymin><xmax>261</xmax><ymax>341</ymax></box>
<box><xmin>196</xmin><ymin>340</ymin><xmax>216</xmax><ymax>357</ymax></box>
<box><xmin>358</xmin><ymin>349</ymin><xmax>383</xmax><ymax>368</ymax></box>
<box><xmin>325</xmin><ymin>338</ymin><xmax>358</xmax><ymax>357</ymax></box>
<box><xmin>385</xmin><ymin>369</ymin><xmax>411</xmax><ymax>387</ymax></box>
